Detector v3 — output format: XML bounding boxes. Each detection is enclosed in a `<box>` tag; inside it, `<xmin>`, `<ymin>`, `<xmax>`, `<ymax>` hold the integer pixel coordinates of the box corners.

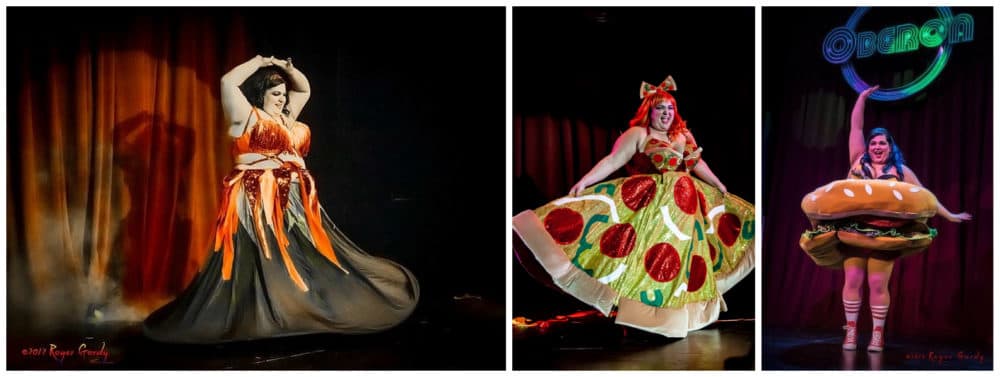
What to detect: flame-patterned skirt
<box><xmin>513</xmin><ymin>172</ymin><xmax>754</xmax><ymax>337</ymax></box>
<box><xmin>143</xmin><ymin>165</ymin><xmax>420</xmax><ymax>343</ymax></box>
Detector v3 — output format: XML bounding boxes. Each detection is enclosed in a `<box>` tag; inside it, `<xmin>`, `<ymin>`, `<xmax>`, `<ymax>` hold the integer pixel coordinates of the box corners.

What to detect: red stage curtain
<box><xmin>513</xmin><ymin>114</ymin><xmax>620</xmax><ymax>203</ymax></box>
<box><xmin>8</xmin><ymin>13</ymin><xmax>252</xmax><ymax>326</ymax></box>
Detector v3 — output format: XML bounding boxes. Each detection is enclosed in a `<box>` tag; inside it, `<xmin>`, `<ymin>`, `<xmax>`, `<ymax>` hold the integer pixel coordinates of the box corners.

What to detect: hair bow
<box><xmin>639</xmin><ymin>76</ymin><xmax>677</xmax><ymax>99</ymax></box>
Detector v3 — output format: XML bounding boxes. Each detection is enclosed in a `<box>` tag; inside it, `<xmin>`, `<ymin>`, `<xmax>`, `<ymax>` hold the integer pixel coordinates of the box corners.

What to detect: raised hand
<box><xmin>859</xmin><ymin>84</ymin><xmax>880</xmax><ymax>99</ymax></box>
<box><xmin>278</xmin><ymin>57</ymin><xmax>294</xmax><ymax>69</ymax></box>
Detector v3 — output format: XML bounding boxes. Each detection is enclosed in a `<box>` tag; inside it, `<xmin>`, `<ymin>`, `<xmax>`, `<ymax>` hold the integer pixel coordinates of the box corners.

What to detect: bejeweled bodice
<box><xmin>232</xmin><ymin>109</ymin><xmax>312</xmax><ymax>158</ymax></box>
<box><xmin>643</xmin><ymin>137</ymin><xmax>702</xmax><ymax>173</ymax></box>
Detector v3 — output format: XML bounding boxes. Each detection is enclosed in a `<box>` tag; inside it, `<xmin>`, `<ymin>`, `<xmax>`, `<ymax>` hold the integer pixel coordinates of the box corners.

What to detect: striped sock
<box><xmin>844</xmin><ymin>299</ymin><xmax>861</xmax><ymax>323</ymax></box>
<box><xmin>871</xmin><ymin>304</ymin><xmax>888</xmax><ymax>330</ymax></box>
<box><xmin>870</xmin><ymin>304</ymin><xmax>889</xmax><ymax>351</ymax></box>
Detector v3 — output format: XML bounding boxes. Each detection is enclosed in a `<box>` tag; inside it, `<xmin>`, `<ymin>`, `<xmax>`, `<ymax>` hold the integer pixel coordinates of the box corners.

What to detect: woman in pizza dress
<box><xmin>823</xmin><ymin>85</ymin><xmax>970</xmax><ymax>352</ymax></box>
<box><xmin>512</xmin><ymin>76</ymin><xmax>755</xmax><ymax>337</ymax></box>
<box><xmin>143</xmin><ymin>55</ymin><xmax>419</xmax><ymax>343</ymax></box>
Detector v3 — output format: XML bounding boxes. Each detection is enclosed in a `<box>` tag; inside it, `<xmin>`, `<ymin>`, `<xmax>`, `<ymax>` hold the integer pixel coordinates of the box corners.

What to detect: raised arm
<box><xmin>685</xmin><ymin>129</ymin><xmax>727</xmax><ymax>194</ymax></box>
<box><xmin>849</xmin><ymin>85</ymin><xmax>879</xmax><ymax>165</ymax></box>
<box><xmin>901</xmin><ymin>165</ymin><xmax>972</xmax><ymax>223</ymax></box>
<box><xmin>568</xmin><ymin>127</ymin><xmax>646</xmax><ymax>196</ymax></box>
<box><xmin>221</xmin><ymin>55</ymin><xmax>267</xmax><ymax>130</ymax></box>
<box><xmin>270</xmin><ymin>57</ymin><xmax>311</xmax><ymax>120</ymax></box>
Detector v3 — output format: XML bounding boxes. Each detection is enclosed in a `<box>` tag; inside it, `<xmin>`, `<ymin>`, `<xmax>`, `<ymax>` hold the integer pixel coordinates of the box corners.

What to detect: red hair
<box><xmin>628</xmin><ymin>90</ymin><xmax>687</xmax><ymax>139</ymax></box>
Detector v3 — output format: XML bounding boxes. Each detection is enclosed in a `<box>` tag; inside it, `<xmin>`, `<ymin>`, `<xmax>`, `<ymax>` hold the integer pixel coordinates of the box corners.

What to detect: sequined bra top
<box><xmin>849</xmin><ymin>159</ymin><xmax>901</xmax><ymax>181</ymax></box>
<box><xmin>232</xmin><ymin>108</ymin><xmax>312</xmax><ymax>158</ymax></box>
<box><xmin>643</xmin><ymin>137</ymin><xmax>702</xmax><ymax>173</ymax></box>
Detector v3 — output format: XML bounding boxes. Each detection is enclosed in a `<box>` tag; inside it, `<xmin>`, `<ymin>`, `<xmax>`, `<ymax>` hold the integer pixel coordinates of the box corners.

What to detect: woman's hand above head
<box><xmin>271</xmin><ymin>57</ymin><xmax>294</xmax><ymax>70</ymax></box>
<box><xmin>859</xmin><ymin>84</ymin><xmax>879</xmax><ymax>99</ymax></box>
<box><xmin>222</xmin><ymin>55</ymin><xmax>276</xmax><ymax>132</ymax></box>
<box><xmin>261</xmin><ymin>55</ymin><xmax>276</xmax><ymax>67</ymax></box>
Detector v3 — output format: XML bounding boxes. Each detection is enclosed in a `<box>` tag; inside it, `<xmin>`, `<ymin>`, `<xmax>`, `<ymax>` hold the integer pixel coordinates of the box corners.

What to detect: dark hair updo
<box><xmin>240</xmin><ymin>66</ymin><xmax>289</xmax><ymax>114</ymax></box>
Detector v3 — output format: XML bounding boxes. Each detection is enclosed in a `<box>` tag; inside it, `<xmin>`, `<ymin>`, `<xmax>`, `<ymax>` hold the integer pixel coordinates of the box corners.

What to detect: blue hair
<box><xmin>861</xmin><ymin>127</ymin><xmax>905</xmax><ymax>180</ymax></box>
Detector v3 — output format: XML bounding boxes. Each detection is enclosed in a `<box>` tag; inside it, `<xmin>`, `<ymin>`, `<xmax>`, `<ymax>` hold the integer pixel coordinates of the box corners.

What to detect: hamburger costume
<box><xmin>800</xmin><ymin>160</ymin><xmax>939</xmax><ymax>267</ymax></box>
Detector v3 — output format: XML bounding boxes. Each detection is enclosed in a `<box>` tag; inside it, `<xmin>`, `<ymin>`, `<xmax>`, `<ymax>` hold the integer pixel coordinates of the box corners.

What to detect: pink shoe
<box><xmin>868</xmin><ymin>326</ymin><xmax>885</xmax><ymax>352</ymax></box>
<box><xmin>843</xmin><ymin>321</ymin><xmax>858</xmax><ymax>350</ymax></box>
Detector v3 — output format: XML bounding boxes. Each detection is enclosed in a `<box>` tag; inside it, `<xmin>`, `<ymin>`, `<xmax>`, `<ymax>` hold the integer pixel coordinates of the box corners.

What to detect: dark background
<box><xmin>513</xmin><ymin>7</ymin><xmax>756</xmax><ymax>322</ymax></box>
<box><xmin>243</xmin><ymin>7</ymin><xmax>507</xmax><ymax>318</ymax></box>
<box><xmin>763</xmin><ymin>6</ymin><xmax>992</xmax><ymax>346</ymax></box>
<box><xmin>7</xmin><ymin>7</ymin><xmax>505</xmax><ymax>369</ymax></box>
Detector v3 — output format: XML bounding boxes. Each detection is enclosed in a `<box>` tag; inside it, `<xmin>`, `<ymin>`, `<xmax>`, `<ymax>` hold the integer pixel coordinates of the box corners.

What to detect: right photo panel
<box><xmin>763</xmin><ymin>7</ymin><xmax>992</xmax><ymax>370</ymax></box>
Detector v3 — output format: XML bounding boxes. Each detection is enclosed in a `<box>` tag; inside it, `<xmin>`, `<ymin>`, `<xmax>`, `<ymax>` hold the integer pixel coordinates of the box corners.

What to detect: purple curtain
<box><xmin>763</xmin><ymin>7</ymin><xmax>992</xmax><ymax>344</ymax></box>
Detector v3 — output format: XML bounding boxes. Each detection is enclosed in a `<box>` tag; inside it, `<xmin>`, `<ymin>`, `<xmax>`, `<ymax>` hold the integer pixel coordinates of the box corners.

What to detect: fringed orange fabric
<box><xmin>213</xmin><ymin>171</ymin><xmax>245</xmax><ymax>281</ymax></box>
<box><xmin>211</xmin><ymin>165</ymin><xmax>346</xmax><ymax>288</ymax></box>
<box><xmin>300</xmin><ymin>172</ymin><xmax>348</xmax><ymax>274</ymax></box>
<box><xmin>271</xmin><ymin>203</ymin><xmax>308</xmax><ymax>292</ymax></box>
<box><xmin>251</xmin><ymin>199</ymin><xmax>273</xmax><ymax>261</ymax></box>
<box><xmin>292</xmin><ymin>122</ymin><xmax>311</xmax><ymax>157</ymax></box>
<box><xmin>215</xmin><ymin>116</ymin><xmax>347</xmax><ymax>285</ymax></box>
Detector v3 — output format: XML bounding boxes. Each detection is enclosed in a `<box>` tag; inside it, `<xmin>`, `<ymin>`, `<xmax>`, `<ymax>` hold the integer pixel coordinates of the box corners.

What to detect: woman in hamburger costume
<box><xmin>799</xmin><ymin>85</ymin><xmax>972</xmax><ymax>352</ymax></box>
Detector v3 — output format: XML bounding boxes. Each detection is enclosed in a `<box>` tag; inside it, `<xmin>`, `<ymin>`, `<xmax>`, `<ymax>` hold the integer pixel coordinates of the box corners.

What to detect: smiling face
<box><xmin>262</xmin><ymin>83</ymin><xmax>287</xmax><ymax>117</ymax></box>
<box><xmin>649</xmin><ymin>100</ymin><xmax>675</xmax><ymax>131</ymax></box>
<box><xmin>868</xmin><ymin>134</ymin><xmax>890</xmax><ymax>164</ymax></box>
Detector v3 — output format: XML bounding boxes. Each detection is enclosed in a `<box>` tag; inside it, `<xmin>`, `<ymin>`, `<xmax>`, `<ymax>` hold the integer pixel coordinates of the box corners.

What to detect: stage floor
<box><xmin>764</xmin><ymin>327</ymin><xmax>993</xmax><ymax>370</ymax></box>
<box><xmin>514</xmin><ymin>313</ymin><xmax>753</xmax><ymax>370</ymax></box>
<box><xmin>7</xmin><ymin>295</ymin><xmax>504</xmax><ymax>370</ymax></box>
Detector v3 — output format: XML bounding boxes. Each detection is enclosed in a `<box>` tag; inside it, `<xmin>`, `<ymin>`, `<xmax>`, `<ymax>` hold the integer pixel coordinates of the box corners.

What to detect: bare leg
<box><xmin>866</xmin><ymin>258</ymin><xmax>895</xmax><ymax>352</ymax></box>
<box><xmin>842</xmin><ymin>257</ymin><xmax>866</xmax><ymax>301</ymax></box>
<box><xmin>842</xmin><ymin>256</ymin><xmax>866</xmax><ymax>350</ymax></box>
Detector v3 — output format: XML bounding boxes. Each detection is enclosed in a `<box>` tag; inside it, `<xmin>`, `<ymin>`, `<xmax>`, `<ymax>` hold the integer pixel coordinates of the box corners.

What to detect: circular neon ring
<box><xmin>840</xmin><ymin>7</ymin><xmax>954</xmax><ymax>101</ymax></box>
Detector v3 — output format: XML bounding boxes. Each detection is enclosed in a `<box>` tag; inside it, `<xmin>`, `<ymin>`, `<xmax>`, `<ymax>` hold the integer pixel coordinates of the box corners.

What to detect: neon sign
<box><xmin>822</xmin><ymin>7</ymin><xmax>974</xmax><ymax>101</ymax></box>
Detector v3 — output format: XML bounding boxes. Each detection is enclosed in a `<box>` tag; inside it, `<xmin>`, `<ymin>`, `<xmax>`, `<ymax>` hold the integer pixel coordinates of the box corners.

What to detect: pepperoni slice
<box><xmin>544</xmin><ymin>208</ymin><xmax>584</xmax><ymax>245</ymax></box>
<box><xmin>673</xmin><ymin>176</ymin><xmax>698</xmax><ymax>214</ymax></box>
<box><xmin>644</xmin><ymin>243</ymin><xmax>681</xmax><ymax>282</ymax></box>
<box><xmin>600</xmin><ymin>224</ymin><xmax>637</xmax><ymax>258</ymax></box>
<box><xmin>688</xmin><ymin>255</ymin><xmax>707</xmax><ymax>292</ymax></box>
<box><xmin>622</xmin><ymin>176</ymin><xmax>656</xmax><ymax>211</ymax></box>
<box><xmin>717</xmin><ymin>213</ymin><xmax>741</xmax><ymax>247</ymax></box>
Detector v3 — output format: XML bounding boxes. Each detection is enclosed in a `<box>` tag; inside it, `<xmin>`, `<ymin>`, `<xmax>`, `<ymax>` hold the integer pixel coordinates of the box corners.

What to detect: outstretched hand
<box><xmin>947</xmin><ymin>212</ymin><xmax>973</xmax><ymax>223</ymax></box>
<box><xmin>859</xmin><ymin>85</ymin><xmax>880</xmax><ymax>99</ymax></box>
<box><xmin>568</xmin><ymin>181</ymin><xmax>588</xmax><ymax>197</ymax></box>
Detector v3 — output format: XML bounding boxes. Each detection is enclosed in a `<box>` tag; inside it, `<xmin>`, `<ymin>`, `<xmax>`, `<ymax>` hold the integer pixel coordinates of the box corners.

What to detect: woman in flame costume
<box><xmin>799</xmin><ymin>85</ymin><xmax>971</xmax><ymax>352</ymax></box>
<box><xmin>144</xmin><ymin>55</ymin><xmax>419</xmax><ymax>343</ymax></box>
<box><xmin>512</xmin><ymin>77</ymin><xmax>754</xmax><ymax>337</ymax></box>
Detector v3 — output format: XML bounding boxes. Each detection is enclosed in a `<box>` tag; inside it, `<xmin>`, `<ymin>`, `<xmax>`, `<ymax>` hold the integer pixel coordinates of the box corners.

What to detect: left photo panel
<box><xmin>7</xmin><ymin>7</ymin><xmax>506</xmax><ymax>370</ymax></box>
